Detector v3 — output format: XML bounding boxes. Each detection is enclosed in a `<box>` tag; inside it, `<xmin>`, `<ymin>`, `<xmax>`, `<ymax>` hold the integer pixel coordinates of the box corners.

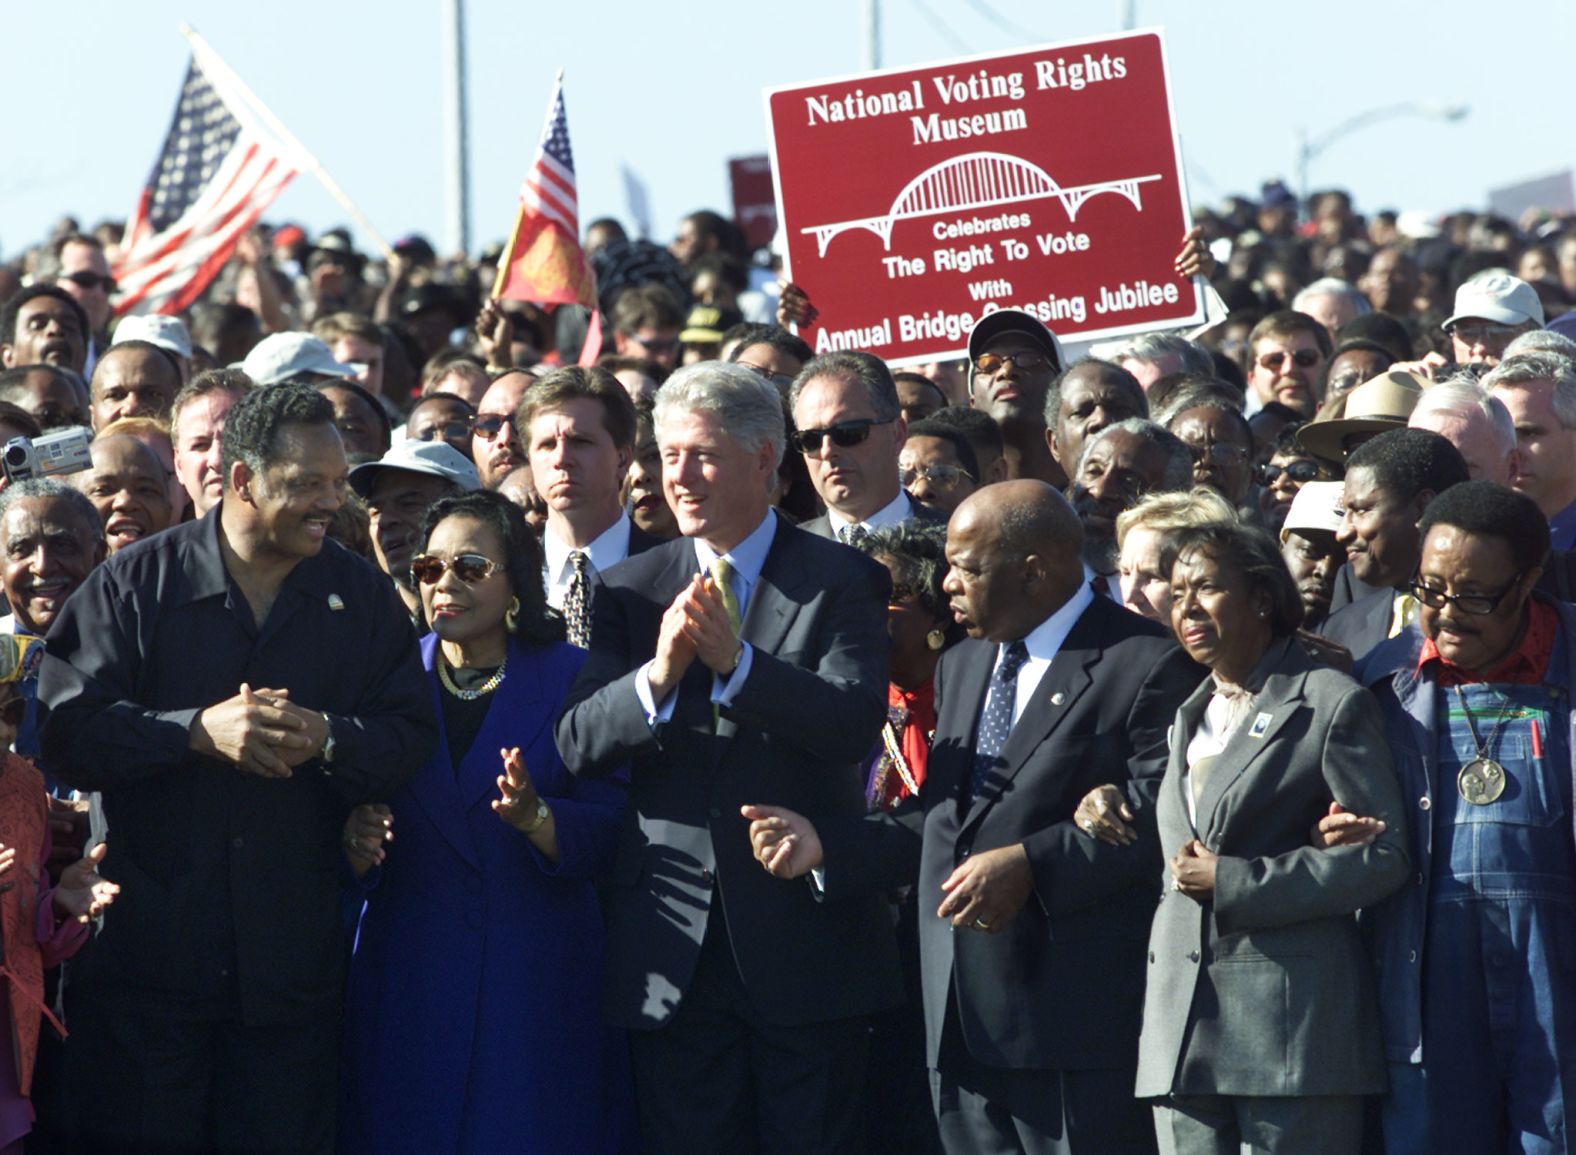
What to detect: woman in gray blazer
<box><xmin>1076</xmin><ymin>522</ymin><xmax>1410</xmax><ymax>1154</ymax></box>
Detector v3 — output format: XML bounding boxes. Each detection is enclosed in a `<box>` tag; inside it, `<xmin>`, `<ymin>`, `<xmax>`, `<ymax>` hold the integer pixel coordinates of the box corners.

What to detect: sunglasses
<box><xmin>61</xmin><ymin>271</ymin><xmax>117</xmax><ymax>293</ymax></box>
<box><xmin>972</xmin><ymin>351</ymin><xmax>1054</xmax><ymax>375</ymax></box>
<box><xmin>471</xmin><ymin>413</ymin><xmax>516</xmax><ymax>439</ymax></box>
<box><xmin>1408</xmin><ymin>574</ymin><xmax>1524</xmax><ymax>616</ymax></box>
<box><xmin>634</xmin><ymin>335</ymin><xmax>679</xmax><ymax>354</ymax></box>
<box><xmin>1446</xmin><ymin>321</ymin><xmax>1519</xmax><ymax>345</ymax></box>
<box><xmin>791</xmin><ymin>417</ymin><xmax>894</xmax><ymax>455</ymax></box>
<box><xmin>900</xmin><ymin>463</ymin><xmax>973</xmax><ymax>489</ymax></box>
<box><xmin>1256</xmin><ymin>348</ymin><xmax>1322</xmax><ymax>371</ymax></box>
<box><xmin>410</xmin><ymin>553</ymin><xmax>506</xmax><ymax>585</ymax></box>
<box><xmin>413</xmin><ymin>419</ymin><xmax>474</xmax><ymax>443</ymax></box>
<box><xmin>1257</xmin><ymin>459</ymin><xmax>1322</xmax><ymax>486</ymax></box>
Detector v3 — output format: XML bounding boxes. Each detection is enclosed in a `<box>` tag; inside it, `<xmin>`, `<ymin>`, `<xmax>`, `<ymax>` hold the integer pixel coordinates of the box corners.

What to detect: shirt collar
<box><xmin>1417</xmin><ymin>596</ymin><xmax>1558</xmax><ymax>686</ymax></box>
<box><xmin>1008</xmin><ymin>581</ymin><xmax>1095</xmax><ymax>666</ymax></box>
<box><xmin>544</xmin><ymin>512</ymin><xmax>632</xmax><ymax>584</ymax></box>
<box><xmin>187</xmin><ymin>502</ymin><xmax>340</xmax><ymax>605</ymax></box>
<box><xmin>826</xmin><ymin>489</ymin><xmax>910</xmax><ymax>536</ymax></box>
<box><xmin>693</xmin><ymin>510</ymin><xmax>777</xmax><ymax>587</ymax></box>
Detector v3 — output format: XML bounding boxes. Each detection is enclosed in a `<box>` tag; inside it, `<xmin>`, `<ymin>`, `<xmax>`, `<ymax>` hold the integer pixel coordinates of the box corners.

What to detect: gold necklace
<box><xmin>437</xmin><ymin>653</ymin><xmax>508</xmax><ymax>700</ymax></box>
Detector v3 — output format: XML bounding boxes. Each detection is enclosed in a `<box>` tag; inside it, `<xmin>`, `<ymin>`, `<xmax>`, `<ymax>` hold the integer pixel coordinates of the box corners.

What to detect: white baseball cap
<box><xmin>1443</xmin><ymin>273</ymin><xmax>1544</xmax><ymax>331</ymax></box>
<box><xmin>235</xmin><ymin>332</ymin><xmax>356</xmax><ymax>386</ymax></box>
<box><xmin>1279</xmin><ymin>480</ymin><xmax>1345</xmax><ymax>542</ymax></box>
<box><xmin>348</xmin><ymin>438</ymin><xmax>481</xmax><ymax>498</ymax></box>
<box><xmin>112</xmin><ymin>314</ymin><xmax>193</xmax><ymax>360</ymax></box>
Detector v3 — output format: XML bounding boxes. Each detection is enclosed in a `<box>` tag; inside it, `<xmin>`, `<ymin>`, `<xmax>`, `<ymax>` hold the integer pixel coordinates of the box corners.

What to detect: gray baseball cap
<box><xmin>235</xmin><ymin>332</ymin><xmax>357</xmax><ymax>386</ymax></box>
<box><xmin>348</xmin><ymin>438</ymin><xmax>481</xmax><ymax>497</ymax></box>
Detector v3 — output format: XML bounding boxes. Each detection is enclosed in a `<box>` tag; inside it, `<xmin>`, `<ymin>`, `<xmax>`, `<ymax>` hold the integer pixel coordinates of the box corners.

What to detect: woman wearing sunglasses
<box><xmin>1256</xmin><ymin>426</ymin><xmax>1333</xmax><ymax>535</ymax></box>
<box><xmin>339</xmin><ymin>489</ymin><xmax>633</xmax><ymax>1153</ymax></box>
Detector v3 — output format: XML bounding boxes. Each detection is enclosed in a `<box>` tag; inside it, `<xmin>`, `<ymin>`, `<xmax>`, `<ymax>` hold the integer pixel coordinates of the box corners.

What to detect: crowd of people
<box><xmin>0</xmin><ymin>177</ymin><xmax>1573</xmax><ymax>1154</ymax></box>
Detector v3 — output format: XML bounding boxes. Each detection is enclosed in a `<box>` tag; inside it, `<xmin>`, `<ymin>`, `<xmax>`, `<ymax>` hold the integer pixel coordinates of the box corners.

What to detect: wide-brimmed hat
<box><xmin>1296</xmin><ymin>370</ymin><xmax>1426</xmax><ymax>463</ymax></box>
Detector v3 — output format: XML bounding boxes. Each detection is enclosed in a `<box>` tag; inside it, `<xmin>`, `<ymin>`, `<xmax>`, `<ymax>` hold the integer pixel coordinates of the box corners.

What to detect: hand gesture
<box><xmin>1169</xmin><ymin>839</ymin><xmax>1218</xmax><ymax>900</ymax></box>
<box><xmin>776</xmin><ymin>281</ymin><xmax>818</xmax><ymax>329</ymax></box>
<box><xmin>1310</xmin><ymin>801</ymin><xmax>1386</xmax><ymax>849</ymax></box>
<box><xmin>741</xmin><ymin>804</ymin><xmax>823</xmax><ymax>879</ymax></box>
<box><xmin>493</xmin><ymin>747</ymin><xmax>544</xmax><ymax>832</ymax></box>
<box><xmin>1173</xmin><ymin>225</ymin><xmax>1216</xmax><ymax>279</ymax></box>
<box><xmin>1073</xmin><ymin>784</ymin><xmax>1136</xmax><ymax>847</ymax></box>
<box><xmin>190</xmin><ymin>684</ymin><xmax>314</xmax><ymax>779</ymax></box>
<box><xmin>648</xmin><ymin>579</ymin><xmax>701</xmax><ymax>698</ymax></box>
<box><xmin>236</xmin><ymin>229</ymin><xmax>268</xmax><ymax>268</ymax></box>
<box><xmin>45</xmin><ymin>796</ymin><xmax>88</xmax><ymax>882</ymax></box>
<box><xmin>937</xmin><ymin>843</ymin><xmax>1033</xmax><ymax>933</ymax></box>
<box><xmin>0</xmin><ymin>842</ymin><xmax>16</xmax><ymax>879</ymax></box>
<box><xmin>343</xmin><ymin>804</ymin><xmax>393</xmax><ymax>878</ymax></box>
<box><xmin>683</xmin><ymin>575</ymin><xmax>742</xmax><ymax>675</ymax></box>
<box><xmin>475</xmin><ymin>299</ymin><xmax>516</xmax><ymax>370</ymax></box>
<box><xmin>53</xmin><ymin>843</ymin><xmax>120</xmax><ymax>924</ymax></box>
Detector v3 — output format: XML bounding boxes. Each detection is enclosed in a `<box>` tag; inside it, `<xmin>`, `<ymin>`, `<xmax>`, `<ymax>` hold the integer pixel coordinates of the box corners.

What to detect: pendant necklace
<box><xmin>1452</xmin><ymin>685</ymin><xmax>1517</xmax><ymax>805</ymax></box>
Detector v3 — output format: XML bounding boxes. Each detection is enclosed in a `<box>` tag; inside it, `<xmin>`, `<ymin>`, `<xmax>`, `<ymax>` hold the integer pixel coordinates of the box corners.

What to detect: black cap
<box><xmin>966</xmin><ymin>308</ymin><xmax>1064</xmax><ymax>372</ymax></box>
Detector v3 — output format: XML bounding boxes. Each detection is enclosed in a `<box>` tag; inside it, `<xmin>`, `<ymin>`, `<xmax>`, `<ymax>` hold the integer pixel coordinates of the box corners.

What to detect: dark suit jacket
<box><xmin>822</xmin><ymin>596</ymin><xmax>1202</xmax><ymax>1071</ymax></box>
<box><xmin>555</xmin><ymin>512</ymin><xmax>901</xmax><ymax>1030</ymax></box>
<box><xmin>1317</xmin><ymin>585</ymin><xmax>1394</xmax><ymax>663</ymax></box>
<box><xmin>1326</xmin><ymin>563</ymin><xmax>1384</xmax><ymax>616</ymax></box>
<box><xmin>626</xmin><ymin>522</ymin><xmax>665</xmax><ymax>558</ymax></box>
<box><xmin>799</xmin><ymin>493</ymin><xmax>947</xmax><ymax>540</ymax></box>
<box><xmin>1134</xmin><ymin>638</ymin><xmax>1409</xmax><ymax>1098</ymax></box>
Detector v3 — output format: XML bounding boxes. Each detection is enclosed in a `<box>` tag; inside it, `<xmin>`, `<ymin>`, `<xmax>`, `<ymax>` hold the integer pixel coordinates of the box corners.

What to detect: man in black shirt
<box><xmin>38</xmin><ymin>384</ymin><xmax>435</xmax><ymax>1154</ymax></box>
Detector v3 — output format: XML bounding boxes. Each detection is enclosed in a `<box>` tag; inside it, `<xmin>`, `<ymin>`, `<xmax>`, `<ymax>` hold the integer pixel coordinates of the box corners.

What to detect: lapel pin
<box><xmin>1050</xmin><ymin>691</ymin><xmax>1065</xmax><ymax>706</ymax></box>
<box><xmin>327</xmin><ymin>594</ymin><xmax>345</xmax><ymax>612</ymax></box>
<box><xmin>1249</xmin><ymin>712</ymin><xmax>1272</xmax><ymax>739</ymax></box>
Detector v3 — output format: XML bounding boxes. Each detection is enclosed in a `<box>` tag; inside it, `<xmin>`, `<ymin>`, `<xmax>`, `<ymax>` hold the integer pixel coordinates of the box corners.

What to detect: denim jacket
<box><xmin>1356</xmin><ymin>597</ymin><xmax>1576</xmax><ymax>1065</ymax></box>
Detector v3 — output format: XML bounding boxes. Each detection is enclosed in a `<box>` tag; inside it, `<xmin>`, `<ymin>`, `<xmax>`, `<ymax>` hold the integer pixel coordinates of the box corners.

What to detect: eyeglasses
<box><xmin>1257</xmin><ymin>459</ymin><xmax>1323</xmax><ymax>486</ymax></box>
<box><xmin>61</xmin><ymin>271</ymin><xmax>117</xmax><ymax>293</ymax></box>
<box><xmin>633</xmin><ymin>335</ymin><xmax>679</xmax><ymax>354</ymax></box>
<box><xmin>1446</xmin><ymin>321</ymin><xmax>1519</xmax><ymax>345</ymax></box>
<box><xmin>790</xmin><ymin>417</ymin><xmax>894</xmax><ymax>455</ymax></box>
<box><xmin>1408</xmin><ymin>573</ymin><xmax>1525</xmax><ymax>616</ymax></box>
<box><xmin>412</xmin><ymin>419</ymin><xmax>474</xmax><ymax>443</ymax></box>
<box><xmin>900</xmin><ymin>463</ymin><xmax>973</xmax><ymax>489</ymax></box>
<box><xmin>1186</xmin><ymin>442</ymin><xmax>1249</xmax><ymax>467</ymax></box>
<box><xmin>1256</xmin><ymin>348</ymin><xmax>1322</xmax><ymax>371</ymax></box>
<box><xmin>737</xmin><ymin>361</ymin><xmax>796</xmax><ymax>391</ymax></box>
<box><xmin>972</xmin><ymin>351</ymin><xmax>1053</xmax><ymax>375</ymax></box>
<box><xmin>409</xmin><ymin>553</ymin><xmax>506</xmax><ymax>585</ymax></box>
<box><xmin>471</xmin><ymin>413</ymin><xmax>516</xmax><ymax>439</ymax></box>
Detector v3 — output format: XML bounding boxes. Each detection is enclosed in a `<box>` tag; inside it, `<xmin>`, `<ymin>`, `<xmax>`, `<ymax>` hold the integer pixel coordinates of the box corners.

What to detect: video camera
<box><xmin>1</xmin><ymin>427</ymin><xmax>92</xmax><ymax>483</ymax></box>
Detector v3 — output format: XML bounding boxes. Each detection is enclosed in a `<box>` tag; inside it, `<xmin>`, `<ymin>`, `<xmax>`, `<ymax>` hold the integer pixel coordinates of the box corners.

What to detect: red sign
<box><xmin>729</xmin><ymin>155</ymin><xmax>779</xmax><ymax>252</ymax></box>
<box><xmin>764</xmin><ymin>30</ymin><xmax>1201</xmax><ymax>366</ymax></box>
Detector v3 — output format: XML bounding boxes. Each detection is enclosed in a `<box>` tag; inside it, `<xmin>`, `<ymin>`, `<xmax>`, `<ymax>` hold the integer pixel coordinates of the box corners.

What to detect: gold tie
<box><xmin>1389</xmin><ymin>591</ymin><xmax>1419</xmax><ymax>638</ymax></box>
<box><xmin>709</xmin><ymin>557</ymin><xmax>742</xmax><ymax>634</ymax></box>
<box><xmin>709</xmin><ymin>557</ymin><xmax>742</xmax><ymax>730</ymax></box>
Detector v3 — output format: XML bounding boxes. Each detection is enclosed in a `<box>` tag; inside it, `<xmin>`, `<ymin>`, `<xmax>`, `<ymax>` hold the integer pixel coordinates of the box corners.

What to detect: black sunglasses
<box><xmin>471</xmin><ymin>413</ymin><xmax>516</xmax><ymax>439</ymax></box>
<box><xmin>791</xmin><ymin>417</ymin><xmax>894</xmax><ymax>455</ymax></box>
<box><xmin>410</xmin><ymin>553</ymin><xmax>506</xmax><ymax>585</ymax></box>
<box><xmin>61</xmin><ymin>270</ymin><xmax>117</xmax><ymax>293</ymax></box>
<box><xmin>1257</xmin><ymin>460</ymin><xmax>1323</xmax><ymax>486</ymax></box>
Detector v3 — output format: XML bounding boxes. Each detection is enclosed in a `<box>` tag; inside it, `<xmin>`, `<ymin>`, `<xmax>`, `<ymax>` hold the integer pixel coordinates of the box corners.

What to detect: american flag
<box><xmin>493</xmin><ymin>74</ymin><xmax>597</xmax><ymax>316</ymax></box>
<box><xmin>114</xmin><ymin>53</ymin><xmax>299</xmax><ymax>316</ymax></box>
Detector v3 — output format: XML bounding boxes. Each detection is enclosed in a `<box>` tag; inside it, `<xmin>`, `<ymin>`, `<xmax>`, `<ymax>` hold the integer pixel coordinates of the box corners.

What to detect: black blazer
<box><xmin>1317</xmin><ymin>585</ymin><xmax>1394</xmax><ymax>663</ymax></box>
<box><xmin>799</xmin><ymin>493</ymin><xmax>947</xmax><ymax>540</ymax></box>
<box><xmin>555</xmin><ymin>513</ymin><xmax>902</xmax><ymax>1030</ymax></box>
<box><xmin>821</xmin><ymin>595</ymin><xmax>1202</xmax><ymax>1071</ymax></box>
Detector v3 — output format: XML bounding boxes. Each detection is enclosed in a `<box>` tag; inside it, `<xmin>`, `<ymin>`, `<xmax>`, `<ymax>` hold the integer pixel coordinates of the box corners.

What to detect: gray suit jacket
<box><xmin>1134</xmin><ymin>638</ymin><xmax>1410</xmax><ymax>1098</ymax></box>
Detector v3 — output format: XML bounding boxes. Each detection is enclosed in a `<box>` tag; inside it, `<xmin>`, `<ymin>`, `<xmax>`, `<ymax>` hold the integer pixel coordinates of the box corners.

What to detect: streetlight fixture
<box><xmin>1295</xmin><ymin>102</ymin><xmax>1469</xmax><ymax>205</ymax></box>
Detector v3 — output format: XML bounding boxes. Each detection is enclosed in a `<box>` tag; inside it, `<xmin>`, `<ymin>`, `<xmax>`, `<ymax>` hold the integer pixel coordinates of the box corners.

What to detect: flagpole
<box><xmin>180</xmin><ymin>25</ymin><xmax>398</xmax><ymax>262</ymax></box>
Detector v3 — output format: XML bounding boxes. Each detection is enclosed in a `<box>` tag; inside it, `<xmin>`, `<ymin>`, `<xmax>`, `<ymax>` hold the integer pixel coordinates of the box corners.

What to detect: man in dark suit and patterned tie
<box><xmin>793</xmin><ymin>350</ymin><xmax>945</xmax><ymax>544</ymax></box>
<box><xmin>744</xmin><ymin>480</ymin><xmax>1201</xmax><ymax>1154</ymax></box>
<box><xmin>556</xmin><ymin>360</ymin><xmax>900</xmax><ymax>1154</ymax></box>
<box><xmin>521</xmin><ymin>365</ymin><xmax>662</xmax><ymax>646</ymax></box>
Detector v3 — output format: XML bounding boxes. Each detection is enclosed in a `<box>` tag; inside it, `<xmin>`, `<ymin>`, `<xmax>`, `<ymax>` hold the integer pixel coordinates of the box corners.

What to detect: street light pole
<box><xmin>441</xmin><ymin>0</ymin><xmax>471</xmax><ymax>257</ymax></box>
<box><xmin>1296</xmin><ymin>102</ymin><xmax>1468</xmax><ymax>206</ymax></box>
<box><xmin>864</xmin><ymin>0</ymin><xmax>880</xmax><ymax>69</ymax></box>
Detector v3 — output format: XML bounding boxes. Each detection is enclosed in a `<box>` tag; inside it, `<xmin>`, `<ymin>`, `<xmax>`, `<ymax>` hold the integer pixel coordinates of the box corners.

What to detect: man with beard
<box><xmin>471</xmin><ymin>371</ymin><xmax>533</xmax><ymax>489</ymax></box>
<box><xmin>1242</xmin><ymin>311</ymin><xmax>1331</xmax><ymax>418</ymax></box>
<box><xmin>0</xmin><ymin>287</ymin><xmax>89</xmax><ymax>375</ymax></box>
<box><xmin>1068</xmin><ymin>419</ymin><xmax>1192</xmax><ymax>592</ymax></box>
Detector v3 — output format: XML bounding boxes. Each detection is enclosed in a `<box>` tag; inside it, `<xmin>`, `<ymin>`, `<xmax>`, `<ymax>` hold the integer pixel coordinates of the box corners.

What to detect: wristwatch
<box><xmin>320</xmin><ymin>713</ymin><xmax>336</xmax><ymax>765</ymax></box>
<box><xmin>520</xmin><ymin>798</ymin><xmax>551</xmax><ymax>834</ymax></box>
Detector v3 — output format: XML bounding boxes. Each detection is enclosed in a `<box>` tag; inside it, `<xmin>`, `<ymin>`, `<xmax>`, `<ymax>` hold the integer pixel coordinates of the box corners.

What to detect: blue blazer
<box><xmin>340</xmin><ymin>634</ymin><xmax>632</xmax><ymax>1155</ymax></box>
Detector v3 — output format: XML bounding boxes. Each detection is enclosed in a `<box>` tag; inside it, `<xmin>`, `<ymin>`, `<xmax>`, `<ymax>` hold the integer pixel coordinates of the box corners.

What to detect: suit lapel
<box><xmin>1195</xmin><ymin>652</ymin><xmax>1307</xmax><ymax>840</ymax></box>
<box><xmin>459</xmin><ymin>646</ymin><xmax>548</xmax><ymax>810</ymax></box>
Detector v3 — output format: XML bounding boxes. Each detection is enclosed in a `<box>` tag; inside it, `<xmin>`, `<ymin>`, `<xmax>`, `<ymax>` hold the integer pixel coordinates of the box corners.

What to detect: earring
<box><xmin>505</xmin><ymin>597</ymin><xmax>520</xmax><ymax>632</ymax></box>
<box><xmin>926</xmin><ymin>628</ymin><xmax>946</xmax><ymax>651</ymax></box>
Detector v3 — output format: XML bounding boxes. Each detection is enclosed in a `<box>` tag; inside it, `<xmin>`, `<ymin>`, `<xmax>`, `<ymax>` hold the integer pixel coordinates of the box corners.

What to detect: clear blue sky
<box><xmin>5</xmin><ymin>0</ymin><xmax>1572</xmax><ymax>260</ymax></box>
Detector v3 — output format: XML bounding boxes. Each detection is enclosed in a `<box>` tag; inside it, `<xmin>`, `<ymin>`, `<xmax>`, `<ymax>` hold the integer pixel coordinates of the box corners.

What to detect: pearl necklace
<box><xmin>437</xmin><ymin>653</ymin><xmax>508</xmax><ymax>700</ymax></box>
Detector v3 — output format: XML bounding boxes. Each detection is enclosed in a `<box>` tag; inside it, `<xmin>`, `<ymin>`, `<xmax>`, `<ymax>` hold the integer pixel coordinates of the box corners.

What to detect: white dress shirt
<box><xmin>826</xmin><ymin>489</ymin><xmax>911</xmax><ymax>541</ymax></box>
<box><xmin>542</xmin><ymin>512</ymin><xmax>633</xmax><ymax>610</ymax></box>
<box><xmin>994</xmin><ymin>583</ymin><xmax>1094</xmax><ymax>725</ymax></box>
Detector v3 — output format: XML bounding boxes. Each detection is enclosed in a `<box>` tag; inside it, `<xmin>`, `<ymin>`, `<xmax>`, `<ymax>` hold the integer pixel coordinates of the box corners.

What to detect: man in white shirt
<box><xmin>791</xmin><ymin>350</ymin><xmax>942</xmax><ymax>543</ymax></box>
<box><xmin>520</xmin><ymin>365</ymin><xmax>658</xmax><ymax>646</ymax></box>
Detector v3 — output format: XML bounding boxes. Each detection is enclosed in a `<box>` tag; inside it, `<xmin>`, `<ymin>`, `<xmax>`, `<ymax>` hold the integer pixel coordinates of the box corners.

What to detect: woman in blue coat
<box><xmin>340</xmin><ymin>490</ymin><xmax>632</xmax><ymax>1154</ymax></box>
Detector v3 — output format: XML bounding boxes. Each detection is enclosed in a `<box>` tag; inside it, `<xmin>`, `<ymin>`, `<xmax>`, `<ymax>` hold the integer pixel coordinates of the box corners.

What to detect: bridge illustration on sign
<box><xmin>800</xmin><ymin>151</ymin><xmax>1162</xmax><ymax>257</ymax></box>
